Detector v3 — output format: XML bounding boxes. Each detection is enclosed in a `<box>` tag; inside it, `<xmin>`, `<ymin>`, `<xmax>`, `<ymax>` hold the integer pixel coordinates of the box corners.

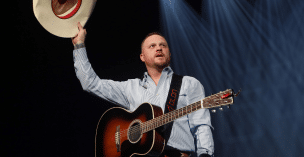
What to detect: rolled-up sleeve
<box><xmin>187</xmin><ymin>78</ymin><xmax>214</xmax><ymax>156</ymax></box>
<box><xmin>73</xmin><ymin>48</ymin><xmax>130</xmax><ymax>109</ymax></box>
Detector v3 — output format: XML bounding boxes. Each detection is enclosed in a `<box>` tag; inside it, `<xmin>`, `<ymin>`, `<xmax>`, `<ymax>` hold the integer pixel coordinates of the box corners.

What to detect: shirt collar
<box><xmin>141</xmin><ymin>66</ymin><xmax>173</xmax><ymax>88</ymax></box>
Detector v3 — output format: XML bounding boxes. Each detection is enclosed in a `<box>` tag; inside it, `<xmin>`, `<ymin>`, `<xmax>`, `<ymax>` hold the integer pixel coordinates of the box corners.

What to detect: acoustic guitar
<box><xmin>95</xmin><ymin>89</ymin><xmax>240</xmax><ymax>157</ymax></box>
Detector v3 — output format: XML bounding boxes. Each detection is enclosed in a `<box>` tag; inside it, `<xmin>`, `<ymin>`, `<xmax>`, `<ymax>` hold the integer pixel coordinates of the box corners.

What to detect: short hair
<box><xmin>141</xmin><ymin>32</ymin><xmax>166</xmax><ymax>54</ymax></box>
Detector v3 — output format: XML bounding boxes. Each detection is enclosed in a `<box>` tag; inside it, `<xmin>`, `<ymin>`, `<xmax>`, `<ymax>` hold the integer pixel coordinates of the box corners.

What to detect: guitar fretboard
<box><xmin>139</xmin><ymin>89</ymin><xmax>234</xmax><ymax>133</ymax></box>
<box><xmin>141</xmin><ymin>101</ymin><xmax>202</xmax><ymax>133</ymax></box>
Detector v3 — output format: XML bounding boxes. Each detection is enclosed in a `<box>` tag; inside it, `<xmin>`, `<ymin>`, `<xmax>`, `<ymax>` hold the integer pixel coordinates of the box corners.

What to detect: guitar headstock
<box><xmin>202</xmin><ymin>89</ymin><xmax>241</xmax><ymax>112</ymax></box>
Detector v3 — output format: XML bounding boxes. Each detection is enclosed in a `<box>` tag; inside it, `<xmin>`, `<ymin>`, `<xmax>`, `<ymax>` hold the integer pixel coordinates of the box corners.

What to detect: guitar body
<box><xmin>95</xmin><ymin>103</ymin><xmax>165</xmax><ymax>157</ymax></box>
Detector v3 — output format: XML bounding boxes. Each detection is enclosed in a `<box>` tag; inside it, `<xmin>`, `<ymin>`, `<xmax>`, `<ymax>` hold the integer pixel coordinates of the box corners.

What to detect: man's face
<box><xmin>140</xmin><ymin>35</ymin><xmax>171</xmax><ymax>70</ymax></box>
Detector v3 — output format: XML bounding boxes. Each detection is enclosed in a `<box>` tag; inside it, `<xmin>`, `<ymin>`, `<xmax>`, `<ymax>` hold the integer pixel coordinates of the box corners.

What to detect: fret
<box><xmin>173</xmin><ymin>111</ymin><xmax>176</xmax><ymax>120</ymax></box>
<box><xmin>180</xmin><ymin>107</ymin><xmax>182</xmax><ymax>116</ymax></box>
<box><xmin>180</xmin><ymin>107</ymin><xmax>183</xmax><ymax>115</ymax></box>
<box><xmin>172</xmin><ymin>111</ymin><xmax>175</xmax><ymax>120</ymax></box>
<box><xmin>154</xmin><ymin>119</ymin><xmax>156</xmax><ymax>128</ymax></box>
<box><xmin>154</xmin><ymin>118</ymin><xmax>156</xmax><ymax>129</ymax></box>
<box><xmin>167</xmin><ymin>113</ymin><xmax>169</xmax><ymax>123</ymax></box>
<box><xmin>191</xmin><ymin>104</ymin><xmax>193</xmax><ymax>112</ymax></box>
<box><xmin>172</xmin><ymin>112</ymin><xmax>175</xmax><ymax>120</ymax></box>
<box><xmin>167</xmin><ymin>113</ymin><xmax>170</xmax><ymax>122</ymax></box>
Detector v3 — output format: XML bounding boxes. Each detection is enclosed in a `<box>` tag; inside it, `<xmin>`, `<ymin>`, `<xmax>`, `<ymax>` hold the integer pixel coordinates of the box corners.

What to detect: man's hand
<box><xmin>71</xmin><ymin>22</ymin><xmax>87</xmax><ymax>46</ymax></box>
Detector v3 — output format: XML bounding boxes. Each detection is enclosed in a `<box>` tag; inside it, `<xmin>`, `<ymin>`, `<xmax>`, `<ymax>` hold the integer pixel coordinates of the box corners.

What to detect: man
<box><xmin>71</xmin><ymin>22</ymin><xmax>214</xmax><ymax>157</ymax></box>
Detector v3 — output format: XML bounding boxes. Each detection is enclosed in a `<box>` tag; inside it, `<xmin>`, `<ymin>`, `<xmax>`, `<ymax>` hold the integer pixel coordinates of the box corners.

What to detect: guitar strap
<box><xmin>163</xmin><ymin>73</ymin><xmax>184</xmax><ymax>143</ymax></box>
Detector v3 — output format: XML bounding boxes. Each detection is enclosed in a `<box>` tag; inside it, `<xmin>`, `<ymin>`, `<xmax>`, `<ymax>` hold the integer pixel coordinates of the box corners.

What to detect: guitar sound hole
<box><xmin>127</xmin><ymin>120</ymin><xmax>142</xmax><ymax>143</ymax></box>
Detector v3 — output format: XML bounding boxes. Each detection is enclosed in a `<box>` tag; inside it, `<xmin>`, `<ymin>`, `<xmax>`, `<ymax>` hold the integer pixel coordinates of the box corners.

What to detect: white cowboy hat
<box><xmin>33</xmin><ymin>0</ymin><xmax>97</xmax><ymax>38</ymax></box>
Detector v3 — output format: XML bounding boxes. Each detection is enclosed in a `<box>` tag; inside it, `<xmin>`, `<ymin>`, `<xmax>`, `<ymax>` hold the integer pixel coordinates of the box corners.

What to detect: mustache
<box><xmin>155</xmin><ymin>52</ymin><xmax>164</xmax><ymax>57</ymax></box>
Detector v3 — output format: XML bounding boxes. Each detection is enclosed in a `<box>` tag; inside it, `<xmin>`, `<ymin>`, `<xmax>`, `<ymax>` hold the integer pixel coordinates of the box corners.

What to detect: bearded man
<box><xmin>72</xmin><ymin>22</ymin><xmax>214</xmax><ymax>157</ymax></box>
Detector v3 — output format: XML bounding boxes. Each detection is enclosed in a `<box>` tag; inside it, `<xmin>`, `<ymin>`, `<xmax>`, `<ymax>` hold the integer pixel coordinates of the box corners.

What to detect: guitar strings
<box><xmin>119</xmin><ymin>92</ymin><xmax>226</xmax><ymax>138</ymax></box>
<box><xmin>120</xmin><ymin>100</ymin><xmax>212</xmax><ymax>140</ymax></box>
<box><xmin>125</xmin><ymin>103</ymin><xmax>200</xmax><ymax>136</ymax></box>
<box><xmin>120</xmin><ymin>102</ymin><xmax>204</xmax><ymax>137</ymax></box>
<box><xmin>126</xmin><ymin>107</ymin><xmax>184</xmax><ymax>136</ymax></box>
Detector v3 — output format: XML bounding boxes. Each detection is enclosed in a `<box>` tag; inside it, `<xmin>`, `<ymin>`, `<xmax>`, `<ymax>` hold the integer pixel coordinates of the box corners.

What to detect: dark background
<box><xmin>5</xmin><ymin>0</ymin><xmax>304</xmax><ymax>156</ymax></box>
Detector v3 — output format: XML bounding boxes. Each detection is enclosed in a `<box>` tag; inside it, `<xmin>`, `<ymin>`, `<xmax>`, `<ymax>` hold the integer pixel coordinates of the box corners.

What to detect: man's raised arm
<box><xmin>71</xmin><ymin>23</ymin><xmax>130</xmax><ymax>108</ymax></box>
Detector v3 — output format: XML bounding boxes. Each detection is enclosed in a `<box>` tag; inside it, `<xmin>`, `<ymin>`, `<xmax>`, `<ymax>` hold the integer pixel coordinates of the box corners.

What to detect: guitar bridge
<box><xmin>115</xmin><ymin>125</ymin><xmax>121</xmax><ymax>152</ymax></box>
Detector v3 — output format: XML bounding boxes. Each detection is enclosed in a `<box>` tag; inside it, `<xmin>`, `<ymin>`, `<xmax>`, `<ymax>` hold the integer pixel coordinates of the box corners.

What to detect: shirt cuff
<box><xmin>74</xmin><ymin>43</ymin><xmax>85</xmax><ymax>49</ymax></box>
<box><xmin>73</xmin><ymin>47</ymin><xmax>88</xmax><ymax>61</ymax></box>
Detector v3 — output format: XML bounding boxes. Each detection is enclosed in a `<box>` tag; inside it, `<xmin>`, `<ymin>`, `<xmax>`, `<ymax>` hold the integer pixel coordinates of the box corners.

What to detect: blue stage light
<box><xmin>159</xmin><ymin>0</ymin><xmax>304</xmax><ymax>156</ymax></box>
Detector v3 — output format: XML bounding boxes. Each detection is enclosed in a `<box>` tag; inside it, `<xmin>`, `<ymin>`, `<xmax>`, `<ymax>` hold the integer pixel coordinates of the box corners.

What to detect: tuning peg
<box><xmin>219</xmin><ymin>107</ymin><xmax>223</xmax><ymax>111</ymax></box>
<box><xmin>227</xmin><ymin>105</ymin><xmax>231</xmax><ymax>109</ymax></box>
<box><xmin>234</xmin><ymin>88</ymin><xmax>242</xmax><ymax>97</ymax></box>
<box><xmin>211</xmin><ymin>109</ymin><xmax>216</xmax><ymax>113</ymax></box>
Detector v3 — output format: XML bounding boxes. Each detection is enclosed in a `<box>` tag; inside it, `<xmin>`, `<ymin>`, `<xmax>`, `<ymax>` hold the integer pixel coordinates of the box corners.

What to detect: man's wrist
<box><xmin>74</xmin><ymin>43</ymin><xmax>85</xmax><ymax>50</ymax></box>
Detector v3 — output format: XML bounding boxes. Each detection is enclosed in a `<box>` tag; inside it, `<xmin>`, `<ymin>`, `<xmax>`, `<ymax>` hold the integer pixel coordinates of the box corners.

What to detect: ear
<box><xmin>140</xmin><ymin>53</ymin><xmax>145</xmax><ymax>62</ymax></box>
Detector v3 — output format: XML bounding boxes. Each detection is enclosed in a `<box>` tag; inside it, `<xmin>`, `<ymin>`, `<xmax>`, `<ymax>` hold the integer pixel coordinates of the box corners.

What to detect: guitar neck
<box><xmin>141</xmin><ymin>89</ymin><xmax>234</xmax><ymax>133</ymax></box>
<box><xmin>141</xmin><ymin>100</ymin><xmax>202</xmax><ymax>133</ymax></box>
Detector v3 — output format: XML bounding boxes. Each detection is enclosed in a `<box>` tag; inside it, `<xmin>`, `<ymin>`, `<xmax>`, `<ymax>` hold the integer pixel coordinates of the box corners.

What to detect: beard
<box><xmin>154</xmin><ymin>57</ymin><xmax>171</xmax><ymax>70</ymax></box>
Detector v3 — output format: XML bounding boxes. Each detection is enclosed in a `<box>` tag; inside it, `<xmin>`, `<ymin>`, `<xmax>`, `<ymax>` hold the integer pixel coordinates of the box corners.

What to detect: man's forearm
<box><xmin>195</xmin><ymin>125</ymin><xmax>214</xmax><ymax>156</ymax></box>
<box><xmin>73</xmin><ymin>47</ymin><xmax>96</xmax><ymax>90</ymax></box>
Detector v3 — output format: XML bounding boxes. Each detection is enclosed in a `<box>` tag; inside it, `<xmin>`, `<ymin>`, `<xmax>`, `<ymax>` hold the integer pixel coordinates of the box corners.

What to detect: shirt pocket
<box><xmin>177</xmin><ymin>93</ymin><xmax>187</xmax><ymax>108</ymax></box>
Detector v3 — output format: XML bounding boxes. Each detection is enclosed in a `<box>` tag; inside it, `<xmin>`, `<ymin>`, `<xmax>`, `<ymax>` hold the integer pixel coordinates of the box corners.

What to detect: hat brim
<box><xmin>33</xmin><ymin>0</ymin><xmax>97</xmax><ymax>38</ymax></box>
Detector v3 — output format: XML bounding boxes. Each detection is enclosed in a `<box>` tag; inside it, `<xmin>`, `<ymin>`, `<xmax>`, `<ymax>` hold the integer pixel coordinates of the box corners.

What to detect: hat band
<box><xmin>52</xmin><ymin>0</ymin><xmax>82</xmax><ymax>19</ymax></box>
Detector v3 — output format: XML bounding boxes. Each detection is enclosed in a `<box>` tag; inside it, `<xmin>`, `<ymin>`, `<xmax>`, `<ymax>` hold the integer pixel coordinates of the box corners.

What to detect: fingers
<box><xmin>77</xmin><ymin>22</ymin><xmax>83</xmax><ymax>31</ymax></box>
<box><xmin>77</xmin><ymin>22</ymin><xmax>87</xmax><ymax>35</ymax></box>
<box><xmin>71</xmin><ymin>22</ymin><xmax>87</xmax><ymax>46</ymax></box>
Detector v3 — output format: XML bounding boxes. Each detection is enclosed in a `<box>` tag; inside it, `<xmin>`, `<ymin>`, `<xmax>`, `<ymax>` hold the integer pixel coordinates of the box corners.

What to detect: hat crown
<box><xmin>52</xmin><ymin>0</ymin><xmax>81</xmax><ymax>18</ymax></box>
